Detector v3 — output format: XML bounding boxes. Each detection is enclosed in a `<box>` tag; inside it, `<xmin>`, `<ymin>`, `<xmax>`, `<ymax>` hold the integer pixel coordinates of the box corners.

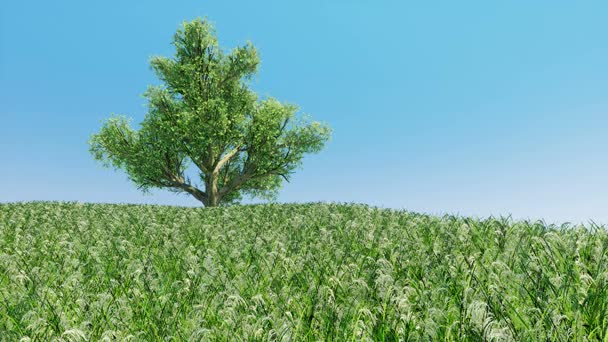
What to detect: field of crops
<box><xmin>1</xmin><ymin>202</ymin><xmax>607</xmax><ymax>340</ymax></box>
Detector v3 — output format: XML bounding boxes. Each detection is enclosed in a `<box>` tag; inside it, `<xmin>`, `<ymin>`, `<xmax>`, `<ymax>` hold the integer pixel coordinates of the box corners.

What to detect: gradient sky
<box><xmin>1</xmin><ymin>1</ymin><xmax>607</xmax><ymax>224</ymax></box>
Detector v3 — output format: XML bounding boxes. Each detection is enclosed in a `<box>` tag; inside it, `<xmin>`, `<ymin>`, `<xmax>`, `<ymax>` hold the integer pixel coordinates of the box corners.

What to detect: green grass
<box><xmin>1</xmin><ymin>202</ymin><xmax>608</xmax><ymax>341</ymax></box>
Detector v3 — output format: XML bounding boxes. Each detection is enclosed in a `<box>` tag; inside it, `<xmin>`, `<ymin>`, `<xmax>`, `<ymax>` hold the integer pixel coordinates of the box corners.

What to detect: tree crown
<box><xmin>90</xmin><ymin>18</ymin><xmax>331</xmax><ymax>206</ymax></box>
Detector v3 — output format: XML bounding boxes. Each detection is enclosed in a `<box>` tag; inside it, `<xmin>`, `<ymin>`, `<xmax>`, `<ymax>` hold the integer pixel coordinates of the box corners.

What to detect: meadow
<box><xmin>1</xmin><ymin>202</ymin><xmax>607</xmax><ymax>341</ymax></box>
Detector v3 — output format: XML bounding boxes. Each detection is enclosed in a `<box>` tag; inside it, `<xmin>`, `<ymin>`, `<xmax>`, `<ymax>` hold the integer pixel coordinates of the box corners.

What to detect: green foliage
<box><xmin>89</xmin><ymin>18</ymin><xmax>331</xmax><ymax>206</ymax></box>
<box><xmin>2</xmin><ymin>202</ymin><xmax>608</xmax><ymax>340</ymax></box>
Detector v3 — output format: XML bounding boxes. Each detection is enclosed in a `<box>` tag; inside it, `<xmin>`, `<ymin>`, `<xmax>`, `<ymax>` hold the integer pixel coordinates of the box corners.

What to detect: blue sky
<box><xmin>1</xmin><ymin>1</ymin><xmax>607</xmax><ymax>224</ymax></box>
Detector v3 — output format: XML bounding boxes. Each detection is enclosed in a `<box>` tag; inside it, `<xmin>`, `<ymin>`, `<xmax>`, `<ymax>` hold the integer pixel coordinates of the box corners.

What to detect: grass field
<box><xmin>1</xmin><ymin>202</ymin><xmax>607</xmax><ymax>341</ymax></box>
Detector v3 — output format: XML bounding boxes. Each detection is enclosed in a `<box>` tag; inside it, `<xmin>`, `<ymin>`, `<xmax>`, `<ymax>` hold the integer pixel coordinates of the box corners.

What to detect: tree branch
<box><xmin>218</xmin><ymin>157</ymin><xmax>289</xmax><ymax>198</ymax></box>
<box><xmin>213</xmin><ymin>146</ymin><xmax>242</xmax><ymax>175</ymax></box>
<box><xmin>219</xmin><ymin>171</ymin><xmax>252</xmax><ymax>197</ymax></box>
<box><xmin>112</xmin><ymin>121</ymin><xmax>132</xmax><ymax>148</ymax></box>
<box><xmin>156</xmin><ymin>94</ymin><xmax>211</xmax><ymax>175</ymax></box>
<box><xmin>148</xmin><ymin>175</ymin><xmax>207</xmax><ymax>204</ymax></box>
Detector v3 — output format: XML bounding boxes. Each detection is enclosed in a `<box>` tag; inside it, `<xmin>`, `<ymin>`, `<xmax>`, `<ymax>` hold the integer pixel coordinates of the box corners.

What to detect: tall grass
<box><xmin>1</xmin><ymin>202</ymin><xmax>607</xmax><ymax>340</ymax></box>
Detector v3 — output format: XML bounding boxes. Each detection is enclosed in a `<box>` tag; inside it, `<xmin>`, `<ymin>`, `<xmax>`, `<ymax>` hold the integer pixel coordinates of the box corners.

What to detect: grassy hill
<box><xmin>1</xmin><ymin>202</ymin><xmax>607</xmax><ymax>340</ymax></box>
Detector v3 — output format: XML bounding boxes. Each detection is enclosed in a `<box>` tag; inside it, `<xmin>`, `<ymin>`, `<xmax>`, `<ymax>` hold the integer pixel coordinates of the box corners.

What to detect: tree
<box><xmin>89</xmin><ymin>18</ymin><xmax>331</xmax><ymax>207</ymax></box>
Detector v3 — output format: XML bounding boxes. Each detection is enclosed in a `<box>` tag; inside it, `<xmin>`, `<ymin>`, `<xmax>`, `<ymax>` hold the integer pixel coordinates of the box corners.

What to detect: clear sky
<box><xmin>1</xmin><ymin>1</ymin><xmax>607</xmax><ymax>224</ymax></box>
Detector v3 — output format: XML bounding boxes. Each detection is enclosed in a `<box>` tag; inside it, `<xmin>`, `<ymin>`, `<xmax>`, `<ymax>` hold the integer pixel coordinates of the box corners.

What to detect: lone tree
<box><xmin>89</xmin><ymin>18</ymin><xmax>331</xmax><ymax>207</ymax></box>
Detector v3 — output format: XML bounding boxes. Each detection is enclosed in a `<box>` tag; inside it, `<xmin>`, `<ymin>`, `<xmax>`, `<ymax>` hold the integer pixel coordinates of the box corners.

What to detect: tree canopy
<box><xmin>89</xmin><ymin>18</ymin><xmax>331</xmax><ymax>206</ymax></box>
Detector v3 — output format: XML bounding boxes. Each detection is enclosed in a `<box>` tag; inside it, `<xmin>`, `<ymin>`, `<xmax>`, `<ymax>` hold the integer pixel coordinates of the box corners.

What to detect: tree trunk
<box><xmin>205</xmin><ymin>174</ymin><xmax>220</xmax><ymax>207</ymax></box>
